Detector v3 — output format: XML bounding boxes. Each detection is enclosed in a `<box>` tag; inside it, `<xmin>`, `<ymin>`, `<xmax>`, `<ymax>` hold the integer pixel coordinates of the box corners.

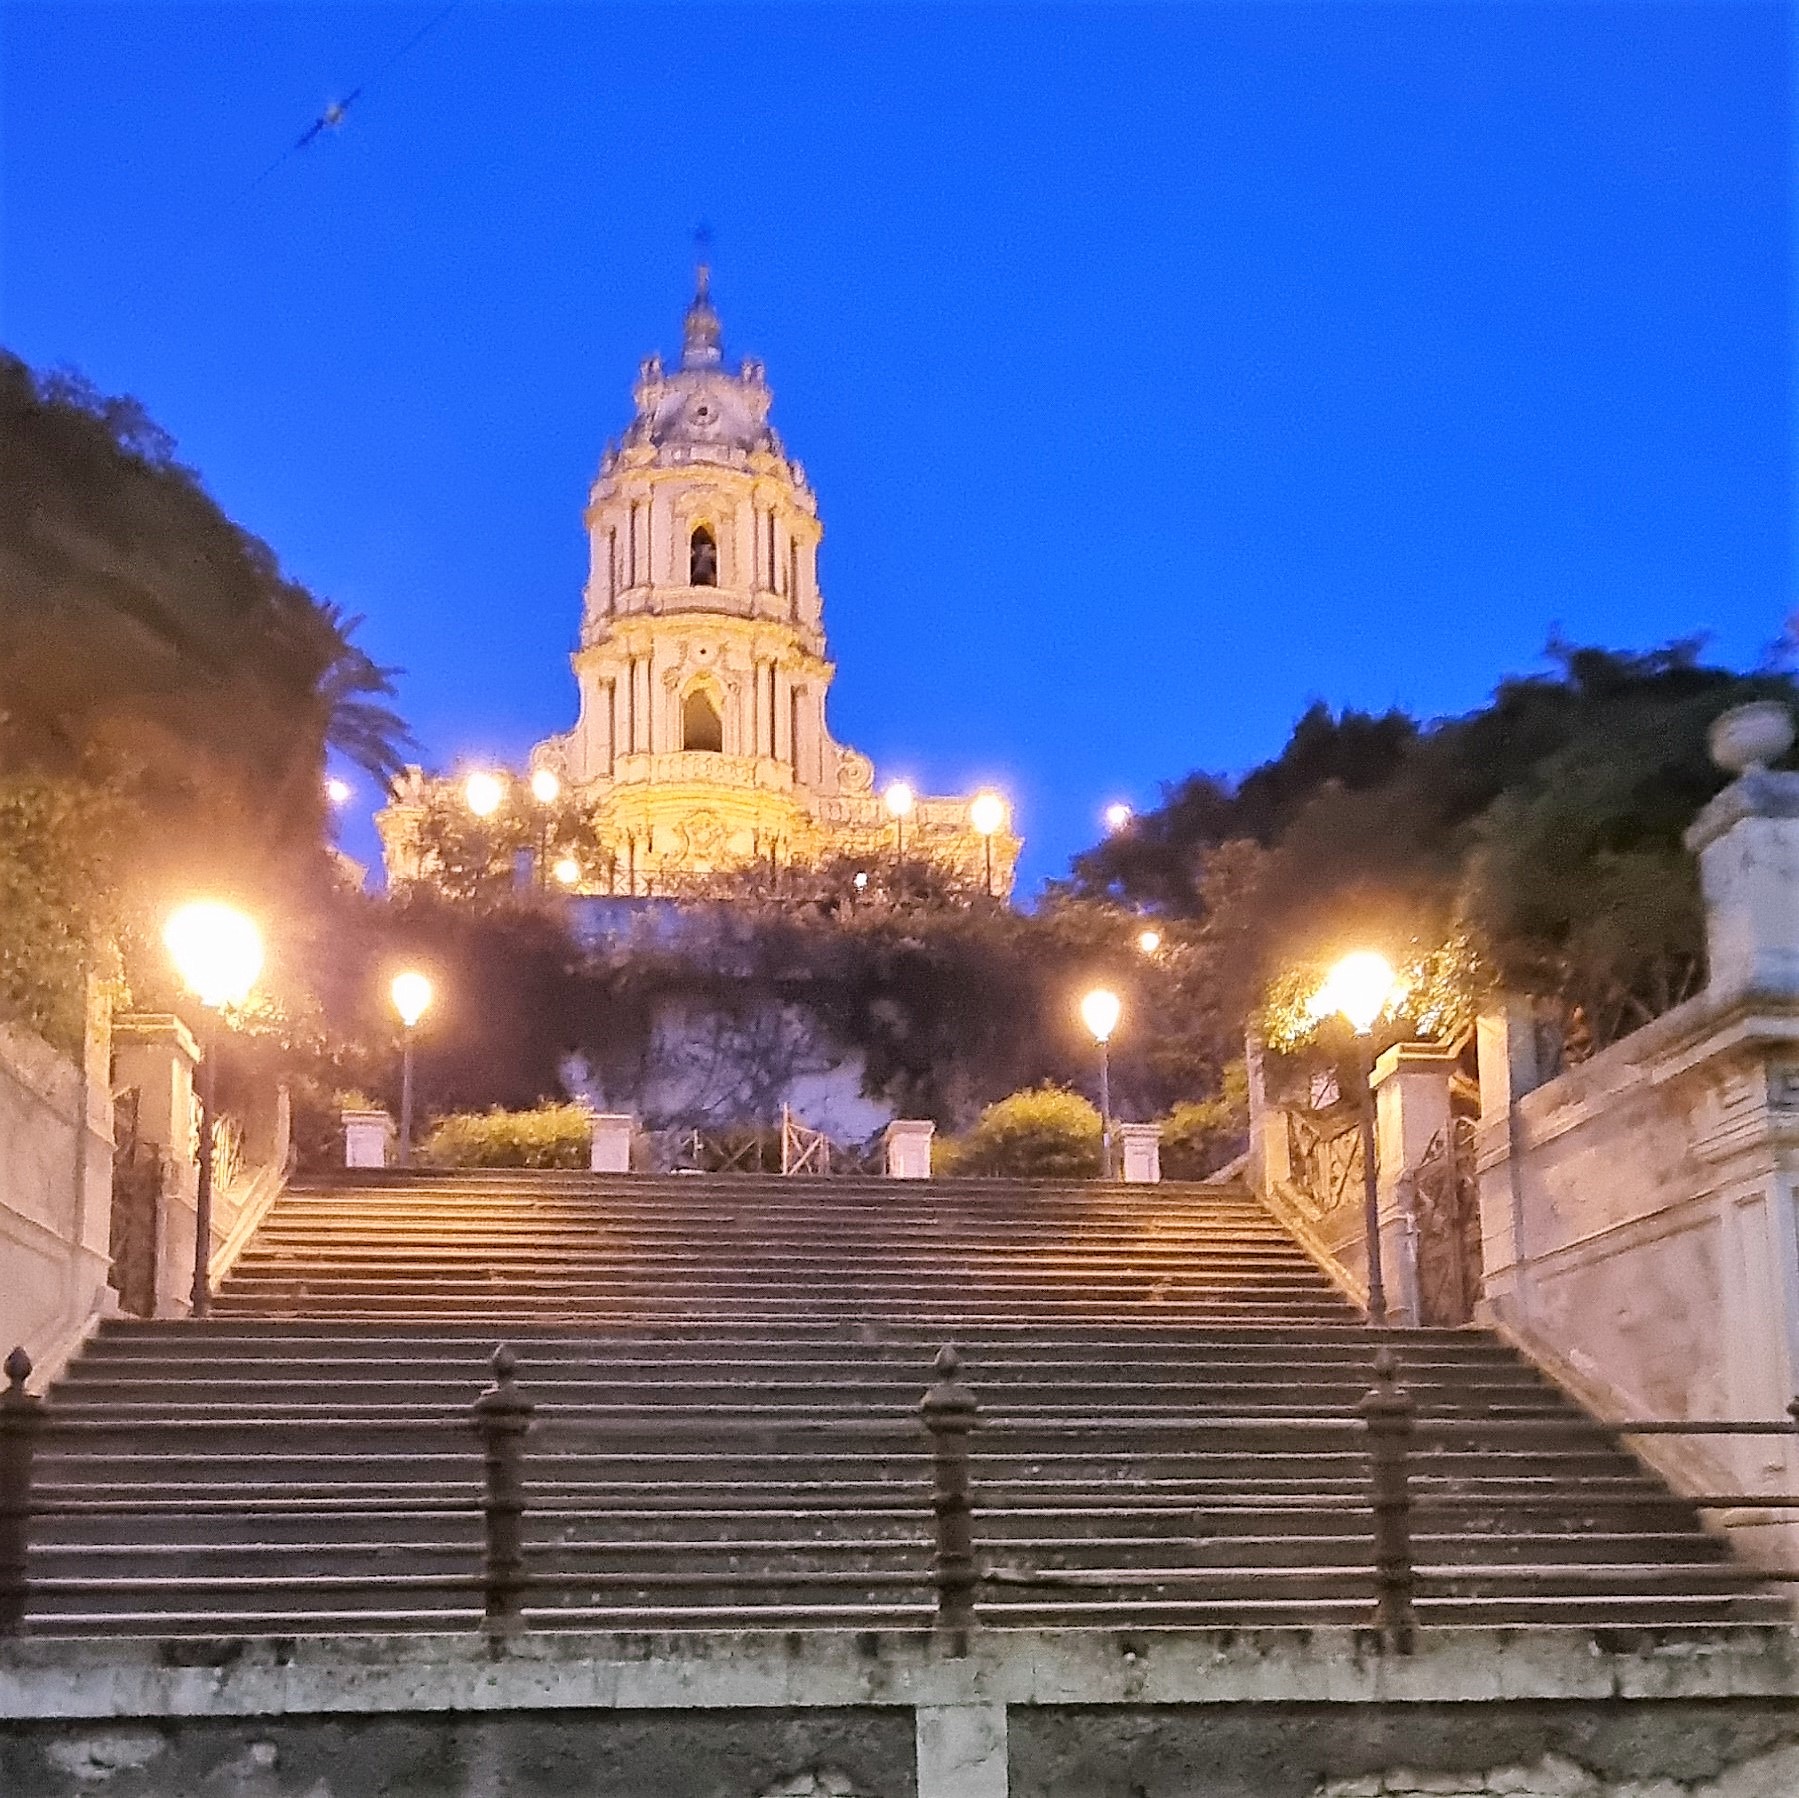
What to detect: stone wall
<box><xmin>0</xmin><ymin>985</ymin><xmax>115</xmax><ymax>1378</ymax></box>
<box><xmin>4</xmin><ymin>1624</ymin><xmax>1798</xmax><ymax>1798</ymax></box>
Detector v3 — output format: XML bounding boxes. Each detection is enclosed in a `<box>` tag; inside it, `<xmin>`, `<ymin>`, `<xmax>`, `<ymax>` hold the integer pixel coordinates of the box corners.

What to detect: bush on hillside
<box><xmin>939</xmin><ymin>1085</ymin><xmax>1102</xmax><ymax>1178</ymax></box>
<box><xmin>419</xmin><ymin>1102</ymin><xmax>593</xmax><ymax>1170</ymax></box>
<box><xmin>1159</xmin><ymin>1060</ymin><xmax>1250</xmax><ymax>1180</ymax></box>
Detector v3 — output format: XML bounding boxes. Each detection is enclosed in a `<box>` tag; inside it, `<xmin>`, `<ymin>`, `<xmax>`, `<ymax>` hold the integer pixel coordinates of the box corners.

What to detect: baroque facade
<box><xmin>379</xmin><ymin>270</ymin><xmax>1020</xmax><ymax>897</ymax></box>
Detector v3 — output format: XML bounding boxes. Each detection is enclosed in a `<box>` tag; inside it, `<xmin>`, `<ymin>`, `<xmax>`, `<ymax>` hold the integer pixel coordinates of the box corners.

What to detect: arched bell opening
<box><xmin>682</xmin><ymin>686</ymin><xmax>724</xmax><ymax>754</ymax></box>
<box><xmin>689</xmin><ymin>526</ymin><xmax>718</xmax><ymax>587</ymax></box>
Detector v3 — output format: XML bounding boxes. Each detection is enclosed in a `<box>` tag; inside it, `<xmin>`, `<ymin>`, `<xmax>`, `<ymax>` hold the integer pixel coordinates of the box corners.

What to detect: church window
<box><xmin>689</xmin><ymin>526</ymin><xmax>718</xmax><ymax>586</ymax></box>
<box><xmin>683</xmin><ymin>687</ymin><xmax>724</xmax><ymax>754</ymax></box>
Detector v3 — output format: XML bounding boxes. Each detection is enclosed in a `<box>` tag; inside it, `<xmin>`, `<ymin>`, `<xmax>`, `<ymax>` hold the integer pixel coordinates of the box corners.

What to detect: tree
<box><xmin>0</xmin><ymin>353</ymin><xmax>414</xmax><ymax>1042</ymax></box>
<box><xmin>1066</xmin><ymin>641</ymin><xmax>1797</xmax><ymax>1054</ymax></box>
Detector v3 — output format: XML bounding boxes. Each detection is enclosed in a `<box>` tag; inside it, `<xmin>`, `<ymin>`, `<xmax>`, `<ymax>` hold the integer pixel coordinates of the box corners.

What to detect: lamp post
<box><xmin>1080</xmin><ymin>987</ymin><xmax>1122</xmax><ymax>1179</ymax></box>
<box><xmin>969</xmin><ymin>790</ymin><xmax>1006</xmax><ymax>897</ymax></box>
<box><xmin>163</xmin><ymin>901</ymin><xmax>264</xmax><ymax>1319</ymax></box>
<box><xmin>884</xmin><ymin>781</ymin><xmax>914</xmax><ymax>862</ymax></box>
<box><xmin>464</xmin><ymin>770</ymin><xmax>504</xmax><ymax>819</ymax></box>
<box><xmin>1311</xmin><ymin>951</ymin><xmax>1400</xmax><ymax>1327</ymax></box>
<box><xmin>529</xmin><ymin>767</ymin><xmax>560</xmax><ymax>889</ymax></box>
<box><xmin>391</xmin><ymin>971</ymin><xmax>433</xmax><ymax>1167</ymax></box>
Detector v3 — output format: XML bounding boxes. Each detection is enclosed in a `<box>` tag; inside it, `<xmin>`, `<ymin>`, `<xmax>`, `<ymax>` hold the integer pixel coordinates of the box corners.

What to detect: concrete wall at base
<box><xmin>0</xmin><ymin>985</ymin><xmax>115</xmax><ymax>1376</ymax></box>
<box><xmin>4</xmin><ymin>1626</ymin><xmax>1799</xmax><ymax>1798</ymax></box>
<box><xmin>0</xmin><ymin>1710</ymin><xmax>918</xmax><ymax>1798</ymax></box>
<box><xmin>1009</xmin><ymin>1703</ymin><xmax>1799</xmax><ymax>1798</ymax></box>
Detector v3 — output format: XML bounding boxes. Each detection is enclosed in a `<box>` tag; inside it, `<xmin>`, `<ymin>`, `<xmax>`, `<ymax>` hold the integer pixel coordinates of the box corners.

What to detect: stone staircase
<box><xmin>27</xmin><ymin>1171</ymin><xmax>1785</xmax><ymax>1634</ymax></box>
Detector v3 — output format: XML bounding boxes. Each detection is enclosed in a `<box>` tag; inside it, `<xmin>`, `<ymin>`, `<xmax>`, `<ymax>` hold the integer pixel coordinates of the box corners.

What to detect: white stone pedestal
<box><xmin>589</xmin><ymin>1113</ymin><xmax>635</xmax><ymax>1174</ymax></box>
<box><xmin>342</xmin><ymin>1109</ymin><xmax>395</xmax><ymax>1170</ymax></box>
<box><xmin>1117</xmin><ymin>1122</ymin><xmax>1161</xmax><ymax>1183</ymax></box>
<box><xmin>884</xmin><ymin>1120</ymin><xmax>935</xmax><ymax>1179</ymax></box>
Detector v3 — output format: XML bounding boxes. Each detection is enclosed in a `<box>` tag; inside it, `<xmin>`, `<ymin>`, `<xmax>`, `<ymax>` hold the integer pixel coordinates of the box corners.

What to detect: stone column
<box><xmin>884</xmin><ymin>1120</ymin><xmax>934</xmax><ymax>1179</ymax></box>
<box><xmin>1473</xmin><ymin>995</ymin><xmax>1539</xmax><ymax>1325</ymax></box>
<box><xmin>112</xmin><ymin>1014</ymin><xmax>200</xmax><ymax>1319</ymax></box>
<box><xmin>1117</xmin><ymin>1123</ymin><xmax>1161</xmax><ymax>1184</ymax></box>
<box><xmin>342</xmin><ymin>1109</ymin><xmax>394</xmax><ymax>1170</ymax></box>
<box><xmin>1686</xmin><ymin>705</ymin><xmax>1799</xmax><ymax>1004</ymax></box>
<box><xmin>1371</xmin><ymin>1042</ymin><xmax>1457</xmax><ymax>1327</ymax></box>
<box><xmin>1683</xmin><ymin>703</ymin><xmax>1799</xmax><ymax>1559</ymax></box>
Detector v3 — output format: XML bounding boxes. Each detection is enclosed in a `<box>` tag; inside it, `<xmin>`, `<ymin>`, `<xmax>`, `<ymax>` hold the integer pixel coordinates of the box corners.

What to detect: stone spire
<box><xmin>681</xmin><ymin>263</ymin><xmax>724</xmax><ymax>369</ymax></box>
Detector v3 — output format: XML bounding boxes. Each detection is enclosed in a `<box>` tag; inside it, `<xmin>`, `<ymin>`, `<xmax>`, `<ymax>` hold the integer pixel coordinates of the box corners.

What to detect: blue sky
<box><xmin>2</xmin><ymin>1</ymin><xmax>1789</xmax><ymax>891</ymax></box>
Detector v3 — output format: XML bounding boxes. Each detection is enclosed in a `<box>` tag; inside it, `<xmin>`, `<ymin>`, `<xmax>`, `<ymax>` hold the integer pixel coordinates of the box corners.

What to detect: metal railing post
<box><xmin>1360</xmin><ymin>1346</ymin><xmax>1416</xmax><ymax>1651</ymax></box>
<box><xmin>920</xmin><ymin>1345</ymin><xmax>980</xmax><ymax>1650</ymax></box>
<box><xmin>471</xmin><ymin>1345</ymin><xmax>534</xmax><ymax>1634</ymax></box>
<box><xmin>0</xmin><ymin>1348</ymin><xmax>44</xmax><ymax>1637</ymax></box>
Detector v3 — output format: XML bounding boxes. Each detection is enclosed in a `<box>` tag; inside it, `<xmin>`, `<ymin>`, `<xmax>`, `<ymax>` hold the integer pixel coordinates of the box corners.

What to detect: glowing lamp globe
<box><xmin>390</xmin><ymin>970</ymin><xmax>433</xmax><ymax>1029</ymax></box>
<box><xmin>324</xmin><ymin>776</ymin><xmax>352</xmax><ymax>806</ymax></box>
<box><xmin>164</xmin><ymin>902</ymin><xmax>264</xmax><ymax>1011</ymax></box>
<box><xmin>883</xmin><ymin>781</ymin><xmax>915</xmax><ymax>820</ymax></box>
<box><xmin>1104</xmin><ymin>802</ymin><xmax>1133</xmax><ymax>832</ymax></box>
<box><xmin>1137</xmin><ymin>928</ymin><xmax>1162</xmax><ymax>956</ymax></box>
<box><xmin>464</xmin><ymin>771</ymin><xmax>504</xmax><ymax>818</ymax></box>
<box><xmin>552</xmin><ymin>857</ymin><xmax>582</xmax><ymax>887</ymax></box>
<box><xmin>969</xmin><ymin>791</ymin><xmax>1007</xmax><ymax>837</ymax></box>
<box><xmin>1312</xmin><ymin>951</ymin><xmax>1398</xmax><ymax>1037</ymax></box>
<box><xmin>529</xmin><ymin>767</ymin><xmax>561</xmax><ymax>805</ymax></box>
<box><xmin>1080</xmin><ymin>987</ymin><xmax>1122</xmax><ymax>1045</ymax></box>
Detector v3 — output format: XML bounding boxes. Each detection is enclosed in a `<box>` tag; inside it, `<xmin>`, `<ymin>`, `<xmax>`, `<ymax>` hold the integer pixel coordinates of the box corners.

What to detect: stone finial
<box><xmin>1709</xmin><ymin>700</ymin><xmax>1795</xmax><ymax>776</ymax></box>
<box><xmin>3</xmin><ymin>1348</ymin><xmax>29</xmax><ymax>1397</ymax></box>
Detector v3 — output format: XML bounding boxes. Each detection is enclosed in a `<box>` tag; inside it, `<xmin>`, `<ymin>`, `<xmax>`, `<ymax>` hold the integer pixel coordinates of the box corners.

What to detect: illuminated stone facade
<box><xmin>380</xmin><ymin>271</ymin><xmax>1020</xmax><ymax>897</ymax></box>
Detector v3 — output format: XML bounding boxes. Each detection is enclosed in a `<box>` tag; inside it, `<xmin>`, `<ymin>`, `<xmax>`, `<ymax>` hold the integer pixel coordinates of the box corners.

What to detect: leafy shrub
<box><xmin>939</xmin><ymin>1084</ymin><xmax>1102</xmax><ymax>1178</ymax></box>
<box><xmin>420</xmin><ymin>1101</ymin><xmax>593</xmax><ymax>1169</ymax></box>
<box><xmin>1159</xmin><ymin>1060</ymin><xmax>1250</xmax><ymax>1180</ymax></box>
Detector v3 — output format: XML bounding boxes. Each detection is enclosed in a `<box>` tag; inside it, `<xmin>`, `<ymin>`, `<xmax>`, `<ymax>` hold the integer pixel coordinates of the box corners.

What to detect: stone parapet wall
<box><xmin>4</xmin><ymin>1625</ymin><xmax>1799</xmax><ymax>1797</ymax></box>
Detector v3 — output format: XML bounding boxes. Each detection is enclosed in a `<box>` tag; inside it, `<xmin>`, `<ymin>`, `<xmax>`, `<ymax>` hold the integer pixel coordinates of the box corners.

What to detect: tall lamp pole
<box><xmin>529</xmin><ymin>767</ymin><xmax>561</xmax><ymax>889</ymax></box>
<box><xmin>391</xmin><ymin>972</ymin><xmax>434</xmax><ymax>1168</ymax></box>
<box><xmin>969</xmin><ymin>791</ymin><xmax>1006</xmax><ymax>898</ymax></box>
<box><xmin>884</xmin><ymin>781</ymin><xmax>914</xmax><ymax>865</ymax></box>
<box><xmin>1080</xmin><ymin>988</ymin><xmax>1122</xmax><ymax>1180</ymax></box>
<box><xmin>1312</xmin><ymin>951</ymin><xmax>1400</xmax><ymax>1327</ymax></box>
<box><xmin>163</xmin><ymin>902</ymin><xmax>264</xmax><ymax>1320</ymax></box>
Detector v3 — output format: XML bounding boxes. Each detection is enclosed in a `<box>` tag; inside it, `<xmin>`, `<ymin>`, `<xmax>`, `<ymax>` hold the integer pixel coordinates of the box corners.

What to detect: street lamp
<box><xmin>528</xmin><ymin>766</ymin><xmax>561</xmax><ymax>886</ymax></box>
<box><xmin>163</xmin><ymin>901</ymin><xmax>264</xmax><ymax>1318</ymax></box>
<box><xmin>969</xmin><ymin>790</ymin><xmax>1007</xmax><ymax>896</ymax></box>
<box><xmin>1136</xmin><ymin>927</ymin><xmax>1162</xmax><ymax>957</ymax></box>
<box><xmin>1311</xmin><ymin>950</ymin><xmax>1400</xmax><ymax>1326</ymax></box>
<box><xmin>390</xmin><ymin>970</ymin><xmax>433</xmax><ymax>1168</ymax></box>
<box><xmin>464</xmin><ymin>770</ymin><xmax>504</xmax><ymax>818</ymax></box>
<box><xmin>1080</xmin><ymin>987</ymin><xmax>1122</xmax><ymax>1178</ymax></box>
<box><xmin>552</xmin><ymin>856</ymin><xmax>582</xmax><ymax>888</ymax></box>
<box><xmin>1104</xmin><ymin>802</ymin><xmax>1133</xmax><ymax>833</ymax></box>
<box><xmin>324</xmin><ymin>776</ymin><xmax>352</xmax><ymax>807</ymax></box>
<box><xmin>884</xmin><ymin>781</ymin><xmax>915</xmax><ymax>860</ymax></box>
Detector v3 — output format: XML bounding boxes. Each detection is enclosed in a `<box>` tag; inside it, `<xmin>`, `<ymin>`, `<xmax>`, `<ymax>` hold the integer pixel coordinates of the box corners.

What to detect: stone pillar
<box><xmin>1117</xmin><ymin>1122</ymin><xmax>1161</xmax><ymax>1184</ymax></box>
<box><xmin>884</xmin><ymin>1120</ymin><xmax>934</xmax><ymax>1179</ymax></box>
<box><xmin>1685</xmin><ymin>704</ymin><xmax>1799</xmax><ymax>1005</ymax></box>
<box><xmin>589</xmin><ymin>1113</ymin><xmax>634</xmax><ymax>1174</ymax></box>
<box><xmin>342</xmin><ymin>1109</ymin><xmax>394</xmax><ymax>1170</ymax></box>
<box><xmin>1473</xmin><ymin>996</ymin><xmax>1539</xmax><ymax>1324</ymax></box>
<box><xmin>1245</xmin><ymin>1029</ymin><xmax>1293</xmax><ymax>1200</ymax></box>
<box><xmin>915</xmin><ymin>1702</ymin><xmax>1007</xmax><ymax>1798</ymax></box>
<box><xmin>112</xmin><ymin>1014</ymin><xmax>200</xmax><ymax>1319</ymax></box>
<box><xmin>1371</xmin><ymin>1042</ymin><xmax>1457</xmax><ymax>1327</ymax></box>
